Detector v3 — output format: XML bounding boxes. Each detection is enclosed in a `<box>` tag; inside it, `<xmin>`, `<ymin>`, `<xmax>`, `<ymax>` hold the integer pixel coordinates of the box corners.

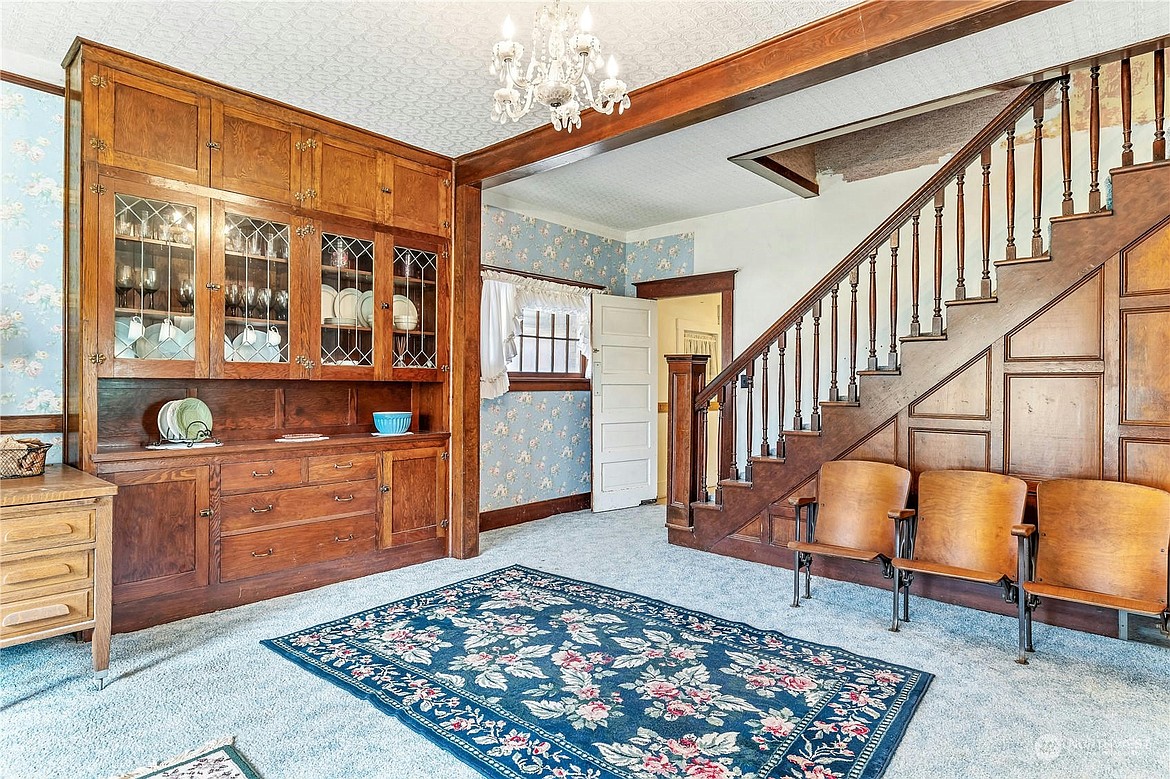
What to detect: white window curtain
<box><xmin>480</xmin><ymin>268</ymin><xmax>599</xmax><ymax>399</ymax></box>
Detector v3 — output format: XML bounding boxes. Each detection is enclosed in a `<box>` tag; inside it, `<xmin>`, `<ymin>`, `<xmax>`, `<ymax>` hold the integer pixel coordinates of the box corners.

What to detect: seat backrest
<box><xmin>813</xmin><ymin>460</ymin><xmax>911</xmax><ymax>557</ymax></box>
<box><xmin>914</xmin><ymin>470</ymin><xmax>1028</xmax><ymax>578</ymax></box>
<box><xmin>1036</xmin><ymin>479</ymin><xmax>1170</xmax><ymax>604</ymax></box>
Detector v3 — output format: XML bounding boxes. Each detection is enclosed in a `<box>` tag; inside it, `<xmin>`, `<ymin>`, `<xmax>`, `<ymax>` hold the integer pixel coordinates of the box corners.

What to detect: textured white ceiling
<box><xmin>489</xmin><ymin>0</ymin><xmax>1170</xmax><ymax>232</ymax></box>
<box><xmin>0</xmin><ymin>0</ymin><xmax>858</xmax><ymax>156</ymax></box>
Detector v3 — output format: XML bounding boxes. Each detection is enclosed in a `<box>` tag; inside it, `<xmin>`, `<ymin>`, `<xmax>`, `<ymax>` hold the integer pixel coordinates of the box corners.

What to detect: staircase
<box><xmin>664</xmin><ymin>46</ymin><xmax>1169</xmax><ymax>630</ymax></box>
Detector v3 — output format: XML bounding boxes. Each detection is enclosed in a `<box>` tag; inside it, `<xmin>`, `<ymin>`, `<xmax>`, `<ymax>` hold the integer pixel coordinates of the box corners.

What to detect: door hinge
<box><xmin>199</xmin><ymin>508</ymin><xmax>214</xmax><ymax>518</ymax></box>
<box><xmin>89</xmin><ymin>137</ymin><xmax>107</xmax><ymax>152</ymax></box>
<box><xmin>440</xmin><ymin>519</ymin><xmax>450</xmax><ymax>528</ymax></box>
<box><xmin>304</xmin><ymin>188</ymin><xmax>317</xmax><ymax>200</ymax></box>
<box><xmin>88</xmin><ymin>352</ymin><xmax>107</xmax><ymax>365</ymax></box>
<box><xmin>440</xmin><ymin>452</ymin><xmax>450</xmax><ymax>461</ymax></box>
<box><xmin>295</xmin><ymin>224</ymin><xmax>316</xmax><ymax>237</ymax></box>
<box><xmin>442</xmin><ymin>220</ymin><xmax>450</xmax><ymax>229</ymax></box>
<box><xmin>440</xmin><ymin>364</ymin><xmax>450</xmax><ymax>372</ymax></box>
<box><xmin>88</xmin><ymin>74</ymin><xmax>108</xmax><ymax>88</ymax></box>
<box><xmin>295</xmin><ymin>139</ymin><xmax>318</xmax><ymax>151</ymax></box>
<box><xmin>206</xmin><ymin>140</ymin><xmax>221</xmax><ymax>150</ymax></box>
<box><xmin>88</xmin><ymin>183</ymin><xmax>106</xmax><ymax>195</ymax></box>
<box><xmin>442</xmin><ymin>178</ymin><xmax>451</xmax><ymax>188</ymax></box>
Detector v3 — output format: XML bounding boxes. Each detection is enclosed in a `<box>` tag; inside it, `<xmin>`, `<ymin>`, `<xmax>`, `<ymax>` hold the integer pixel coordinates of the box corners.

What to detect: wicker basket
<box><xmin>0</xmin><ymin>438</ymin><xmax>53</xmax><ymax>479</ymax></box>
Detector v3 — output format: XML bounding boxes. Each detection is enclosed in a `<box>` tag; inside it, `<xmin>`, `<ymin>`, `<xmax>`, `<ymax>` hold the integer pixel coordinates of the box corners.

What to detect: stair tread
<box><xmin>784</xmin><ymin>428</ymin><xmax>822</xmax><ymax>437</ymax></box>
<box><xmin>1110</xmin><ymin>159</ymin><xmax>1170</xmax><ymax>175</ymax></box>
<box><xmin>749</xmin><ymin>455</ymin><xmax>786</xmax><ymax>463</ymax></box>
<box><xmin>995</xmin><ymin>254</ymin><xmax>1050</xmax><ymax>267</ymax></box>
<box><xmin>820</xmin><ymin>400</ymin><xmax>860</xmax><ymax>407</ymax></box>
<box><xmin>717</xmin><ymin>479</ymin><xmax>752</xmax><ymax>489</ymax></box>
<box><xmin>900</xmin><ymin>333</ymin><xmax>947</xmax><ymax>342</ymax></box>
<box><xmin>1050</xmin><ymin>209</ymin><xmax>1112</xmax><ymax>223</ymax></box>
<box><xmin>858</xmin><ymin>369</ymin><xmax>901</xmax><ymax>376</ymax></box>
<box><xmin>945</xmin><ymin>295</ymin><xmax>997</xmax><ymax>306</ymax></box>
<box><xmin>691</xmin><ymin>500</ymin><xmax>722</xmax><ymax>512</ymax></box>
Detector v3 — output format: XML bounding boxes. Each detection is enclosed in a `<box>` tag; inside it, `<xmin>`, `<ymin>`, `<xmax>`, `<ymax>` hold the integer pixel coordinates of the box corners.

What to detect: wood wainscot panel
<box><xmin>479</xmin><ymin>493</ymin><xmax>591</xmax><ymax>532</ymax></box>
<box><xmin>1121</xmin><ymin>307</ymin><xmax>1170</xmax><ymax>425</ymax></box>
<box><xmin>840</xmin><ymin>418</ymin><xmax>899</xmax><ymax>463</ymax></box>
<box><xmin>729</xmin><ymin>510</ymin><xmax>765</xmax><ymax>543</ymax></box>
<box><xmin>1120</xmin><ymin>217</ymin><xmax>1170</xmax><ymax>296</ymax></box>
<box><xmin>1006</xmin><ymin>270</ymin><xmax>1104</xmax><ymax>361</ymax></box>
<box><xmin>1120</xmin><ymin>438</ymin><xmax>1170</xmax><ymax>492</ymax></box>
<box><xmin>909</xmin><ymin>350</ymin><xmax>992</xmax><ymax>419</ymax></box>
<box><xmin>908</xmin><ymin>429</ymin><xmax>991</xmax><ymax>473</ymax></box>
<box><xmin>1005</xmin><ymin>374</ymin><xmax>1104</xmax><ymax>479</ymax></box>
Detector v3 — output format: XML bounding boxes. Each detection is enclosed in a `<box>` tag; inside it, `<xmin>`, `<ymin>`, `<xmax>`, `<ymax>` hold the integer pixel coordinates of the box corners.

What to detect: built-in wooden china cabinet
<box><xmin>63</xmin><ymin>40</ymin><xmax>457</xmax><ymax>631</ymax></box>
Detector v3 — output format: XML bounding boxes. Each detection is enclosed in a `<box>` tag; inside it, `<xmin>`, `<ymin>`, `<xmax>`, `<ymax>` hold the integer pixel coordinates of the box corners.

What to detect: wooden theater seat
<box><xmin>786</xmin><ymin>460</ymin><xmax>911</xmax><ymax>608</ymax></box>
<box><xmin>1014</xmin><ymin>478</ymin><xmax>1170</xmax><ymax>664</ymax></box>
<box><xmin>888</xmin><ymin>470</ymin><xmax>1027</xmax><ymax>633</ymax></box>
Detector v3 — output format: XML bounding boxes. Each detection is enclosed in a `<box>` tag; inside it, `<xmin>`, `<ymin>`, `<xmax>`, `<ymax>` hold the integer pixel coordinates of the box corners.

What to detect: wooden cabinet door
<box><xmin>210</xmin><ymin>102</ymin><xmax>300</xmax><ymax>204</ymax></box>
<box><xmin>311</xmin><ymin>220</ymin><xmax>380</xmax><ymax>381</ymax></box>
<box><xmin>306</xmin><ymin>134</ymin><xmax>380</xmax><ymax>223</ymax></box>
<box><xmin>103</xmin><ymin>466</ymin><xmax>211</xmax><ymax>603</ymax></box>
<box><xmin>377</xmin><ymin>447</ymin><xmax>447</xmax><ymax>548</ymax></box>
<box><xmin>383</xmin><ymin>155</ymin><xmax>451</xmax><ymax>236</ymax></box>
<box><xmin>383</xmin><ymin>232</ymin><xmax>449</xmax><ymax>382</ymax></box>
<box><xmin>94</xmin><ymin>66</ymin><xmax>210</xmax><ymax>185</ymax></box>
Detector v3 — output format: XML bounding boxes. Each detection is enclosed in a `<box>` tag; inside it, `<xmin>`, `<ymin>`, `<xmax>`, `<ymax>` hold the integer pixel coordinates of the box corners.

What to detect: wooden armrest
<box><xmin>789</xmin><ymin>495</ymin><xmax>817</xmax><ymax>507</ymax></box>
<box><xmin>1011</xmin><ymin>524</ymin><xmax>1036</xmax><ymax>538</ymax></box>
<box><xmin>888</xmin><ymin>509</ymin><xmax>916</xmax><ymax>520</ymax></box>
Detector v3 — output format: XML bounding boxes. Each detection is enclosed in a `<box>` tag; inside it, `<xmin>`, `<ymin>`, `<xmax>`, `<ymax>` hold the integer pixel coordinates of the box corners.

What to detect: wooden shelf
<box><xmin>393</xmin><ymin>276</ymin><xmax>437</xmax><ymax>286</ymax></box>
<box><xmin>92</xmin><ymin>431</ymin><xmax>452</xmax><ymax>463</ymax></box>
<box><xmin>226</xmin><ymin>250</ymin><xmax>289</xmax><ymax>265</ymax></box>
<box><xmin>115</xmin><ymin>234</ymin><xmax>193</xmax><ymax>250</ymax></box>
<box><xmin>114</xmin><ymin>306</ymin><xmax>194</xmax><ymax>318</ymax></box>
<box><xmin>224</xmin><ymin>315</ymin><xmax>288</xmax><ymax>327</ymax></box>
<box><xmin>320</xmin><ymin>265</ymin><xmax>373</xmax><ymax>278</ymax></box>
<box><xmin>321</xmin><ymin>323</ymin><xmax>372</xmax><ymax>332</ymax></box>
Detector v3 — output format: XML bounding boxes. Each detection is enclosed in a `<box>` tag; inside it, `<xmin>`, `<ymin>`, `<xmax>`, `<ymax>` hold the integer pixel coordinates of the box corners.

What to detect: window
<box><xmin>507</xmin><ymin>309</ymin><xmax>587</xmax><ymax>388</ymax></box>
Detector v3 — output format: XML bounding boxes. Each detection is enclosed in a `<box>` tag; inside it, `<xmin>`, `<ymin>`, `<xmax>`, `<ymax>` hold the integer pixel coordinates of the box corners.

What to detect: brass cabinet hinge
<box><xmin>206</xmin><ymin>140</ymin><xmax>221</xmax><ymax>150</ymax></box>
<box><xmin>440</xmin><ymin>519</ymin><xmax>450</xmax><ymax>528</ymax></box>
<box><xmin>88</xmin><ymin>352</ymin><xmax>107</xmax><ymax>365</ymax></box>
<box><xmin>199</xmin><ymin>508</ymin><xmax>214</xmax><ymax>518</ymax></box>
<box><xmin>442</xmin><ymin>220</ymin><xmax>450</xmax><ymax>229</ymax></box>
<box><xmin>89</xmin><ymin>137</ymin><xmax>107</xmax><ymax>152</ymax></box>
<box><xmin>304</xmin><ymin>188</ymin><xmax>317</xmax><ymax>199</ymax></box>
<box><xmin>442</xmin><ymin>178</ymin><xmax>451</xmax><ymax>188</ymax></box>
<box><xmin>88</xmin><ymin>183</ymin><xmax>106</xmax><ymax>195</ymax></box>
<box><xmin>295</xmin><ymin>224</ymin><xmax>316</xmax><ymax>237</ymax></box>
<box><xmin>295</xmin><ymin>139</ymin><xmax>319</xmax><ymax>152</ymax></box>
<box><xmin>440</xmin><ymin>364</ymin><xmax>450</xmax><ymax>372</ymax></box>
<box><xmin>293</xmin><ymin>190</ymin><xmax>305</xmax><ymax>202</ymax></box>
<box><xmin>205</xmin><ymin>282</ymin><xmax>222</xmax><ymax>290</ymax></box>
<box><xmin>88</xmin><ymin>74</ymin><xmax>108</xmax><ymax>88</ymax></box>
<box><xmin>381</xmin><ymin>187</ymin><xmax>392</xmax><ymax>194</ymax></box>
<box><xmin>441</xmin><ymin>251</ymin><xmax>449</xmax><ymax>260</ymax></box>
<box><xmin>440</xmin><ymin>451</ymin><xmax>450</xmax><ymax>461</ymax></box>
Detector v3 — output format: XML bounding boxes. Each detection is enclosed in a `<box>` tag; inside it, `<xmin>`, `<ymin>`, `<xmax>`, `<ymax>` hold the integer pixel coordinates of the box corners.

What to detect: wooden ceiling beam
<box><xmin>455</xmin><ymin>0</ymin><xmax>1068</xmax><ymax>187</ymax></box>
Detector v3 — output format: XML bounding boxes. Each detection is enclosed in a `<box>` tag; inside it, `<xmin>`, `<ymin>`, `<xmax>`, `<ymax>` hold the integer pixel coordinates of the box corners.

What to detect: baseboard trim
<box><xmin>480</xmin><ymin>493</ymin><xmax>591</xmax><ymax>532</ymax></box>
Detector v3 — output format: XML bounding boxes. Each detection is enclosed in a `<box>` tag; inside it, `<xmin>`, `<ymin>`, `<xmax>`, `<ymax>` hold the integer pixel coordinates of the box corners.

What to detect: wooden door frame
<box><xmin>633</xmin><ymin>271</ymin><xmax>737</xmax><ymax>370</ymax></box>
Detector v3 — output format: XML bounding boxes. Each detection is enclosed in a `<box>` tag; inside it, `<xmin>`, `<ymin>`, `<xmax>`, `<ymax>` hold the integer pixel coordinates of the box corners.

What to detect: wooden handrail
<box><xmin>694</xmin><ymin>78</ymin><xmax>1057</xmax><ymax>409</ymax></box>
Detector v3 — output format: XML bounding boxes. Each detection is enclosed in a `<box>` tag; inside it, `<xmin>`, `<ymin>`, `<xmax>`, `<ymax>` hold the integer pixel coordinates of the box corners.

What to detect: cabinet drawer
<box><xmin>0</xmin><ymin>548</ymin><xmax>93</xmax><ymax>602</ymax></box>
<box><xmin>221</xmin><ymin>459</ymin><xmax>303</xmax><ymax>494</ymax></box>
<box><xmin>0</xmin><ymin>588</ymin><xmax>92</xmax><ymax>642</ymax></box>
<box><xmin>306</xmin><ymin>453</ymin><xmax>377</xmax><ymax>483</ymax></box>
<box><xmin>220</xmin><ymin>480</ymin><xmax>376</xmax><ymax>533</ymax></box>
<box><xmin>219</xmin><ymin>515</ymin><xmax>375</xmax><ymax>582</ymax></box>
<box><xmin>0</xmin><ymin>510</ymin><xmax>95</xmax><ymax>555</ymax></box>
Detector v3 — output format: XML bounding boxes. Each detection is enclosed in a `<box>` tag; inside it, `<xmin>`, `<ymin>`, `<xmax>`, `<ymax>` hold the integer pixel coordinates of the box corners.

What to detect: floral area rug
<box><xmin>108</xmin><ymin>737</ymin><xmax>261</xmax><ymax>779</ymax></box>
<box><xmin>263</xmin><ymin>566</ymin><xmax>931</xmax><ymax>779</ymax></box>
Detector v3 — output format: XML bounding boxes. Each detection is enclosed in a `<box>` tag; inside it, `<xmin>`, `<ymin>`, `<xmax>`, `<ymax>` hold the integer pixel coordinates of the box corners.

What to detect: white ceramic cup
<box><xmin>267</xmin><ymin>326</ymin><xmax>282</xmax><ymax>346</ymax></box>
<box><xmin>243</xmin><ymin>324</ymin><xmax>257</xmax><ymax>345</ymax></box>
<box><xmin>128</xmin><ymin>315</ymin><xmax>145</xmax><ymax>341</ymax></box>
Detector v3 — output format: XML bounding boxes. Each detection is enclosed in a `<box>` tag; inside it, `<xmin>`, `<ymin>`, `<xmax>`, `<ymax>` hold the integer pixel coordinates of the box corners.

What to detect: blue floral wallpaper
<box><xmin>478</xmin><ymin>206</ymin><xmax>694</xmax><ymax>511</ymax></box>
<box><xmin>1</xmin><ymin>81</ymin><xmax>64</xmax><ymax>465</ymax></box>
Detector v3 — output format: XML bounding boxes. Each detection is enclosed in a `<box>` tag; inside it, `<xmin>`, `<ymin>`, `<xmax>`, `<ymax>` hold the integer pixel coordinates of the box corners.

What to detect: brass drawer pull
<box><xmin>252</xmin><ymin>469</ymin><xmax>275</xmax><ymax>478</ymax></box>
<box><xmin>334</xmin><ymin>494</ymin><xmax>355</xmax><ymax>502</ymax></box>
<box><xmin>2</xmin><ymin>603</ymin><xmax>70</xmax><ymax>627</ymax></box>
<box><xmin>333</xmin><ymin>462</ymin><xmax>354</xmax><ymax>470</ymax></box>
<box><xmin>251</xmin><ymin>548</ymin><xmax>274</xmax><ymax>558</ymax></box>
<box><xmin>333</xmin><ymin>533</ymin><xmax>354</xmax><ymax>543</ymax></box>
<box><xmin>250</xmin><ymin>504</ymin><xmax>274</xmax><ymax>514</ymax></box>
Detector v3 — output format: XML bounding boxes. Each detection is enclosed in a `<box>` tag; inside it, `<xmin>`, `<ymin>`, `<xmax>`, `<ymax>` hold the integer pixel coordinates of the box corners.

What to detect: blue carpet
<box><xmin>264</xmin><ymin>565</ymin><xmax>931</xmax><ymax>779</ymax></box>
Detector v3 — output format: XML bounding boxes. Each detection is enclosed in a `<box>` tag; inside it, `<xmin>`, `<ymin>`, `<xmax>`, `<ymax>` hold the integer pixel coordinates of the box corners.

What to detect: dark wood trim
<box><xmin>508</xmin><ymin>376</ymin><xmax>591</xmax><ymax>392</ymax></box>
<box><xmin>480</xmin><ymin>493</ymin><xmax>591</xmax><ymax>532</ymax></box>
<box><xmin>454</xmin><ymin>0</ymin><xmax>1067</xmax><ymax>186</ymax></box>
<box><xmin>734</xmin><ymin>155</ymin><xmax>820</xmax><ymax>198</ymax></box>
<box><xmin>451</xmin><ymin>183</ymin><xmax>482</xmax><ymax>560</ymax></box>
<box><xmin>0</xmin><ymin>71</ymin><xmax>64</xmax><ymax>96</ymax></box>
<box><xmin>635</xmin><ymin>271</ymin><xmax>737</xmax><ymax>369</ymax></box>
<box><xmin>482</xmin><ymin>264</ymin><xmax>607</xmax><ymax>290</ymax></box>
<box><xmin>0</xmin><ymin>414</ymin><xmax>64</xmax><ymax>434</ymax></box>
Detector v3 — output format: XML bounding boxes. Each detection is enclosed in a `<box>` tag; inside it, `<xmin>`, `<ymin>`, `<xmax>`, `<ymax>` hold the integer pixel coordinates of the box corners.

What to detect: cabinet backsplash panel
<box><xmin>96</xmin><ymin>379</ymin><xmax>412</xmax><ymax>445</ymax></box>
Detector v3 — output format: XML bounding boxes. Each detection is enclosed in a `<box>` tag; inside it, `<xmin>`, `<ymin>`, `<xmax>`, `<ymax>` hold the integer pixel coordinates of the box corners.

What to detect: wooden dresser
<box><xmin>0</xmin><ymin>466</ymin><xmax>118</xmax><ymax>688</ymax></box>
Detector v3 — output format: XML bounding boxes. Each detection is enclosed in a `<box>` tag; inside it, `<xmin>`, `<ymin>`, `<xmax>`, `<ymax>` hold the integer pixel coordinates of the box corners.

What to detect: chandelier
<box><xmin>490</xmin><ymin>2</ymin><xmax>631</xmax><ymax>133</ymax></box>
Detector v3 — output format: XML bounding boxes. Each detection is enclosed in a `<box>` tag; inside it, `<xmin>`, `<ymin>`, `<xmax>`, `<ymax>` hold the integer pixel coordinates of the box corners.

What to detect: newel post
<box><xmin>665</xmin><ymin>355</ymin><xmax>709</xmax><ymax>531</ymax></box>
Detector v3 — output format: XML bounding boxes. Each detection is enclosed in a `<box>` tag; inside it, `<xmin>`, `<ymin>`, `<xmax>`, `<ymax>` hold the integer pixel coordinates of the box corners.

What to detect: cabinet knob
<box><xmin>442</xmin><ymin>220</ymin><xmax>451</xmax><ymax>229</ymax></box>
<box><xmin>379</xmin><ymin>485</ymin><xmax>389</xmax><ymax>493</ymax></box>
<box><xmin>199</xmin><ymin>508</ymin><xmax>214</xmax><ymax>518</ymax></box>
<box><xmin>441</xmin><ymin>519</ymin><xmax>450</xmax><ymax>528</ymax></box>
<box><xmin>206</xmin><ymin>140</ymin><xmax>221</xmax><ymax>150</ymax></box>
<box><xmin>381</xmin><ymin>187</ymin><xmax>392</xmax><ymax>194</ymax></box>
<box><xmin>206</xmin><ymin>282</ymin><xmax>222</xmax><ymax>290</ymax></box>
<box><xmin>380</xmin><ymin>302</ymin><xmax>390</xmax><ymax>310</ymax></box>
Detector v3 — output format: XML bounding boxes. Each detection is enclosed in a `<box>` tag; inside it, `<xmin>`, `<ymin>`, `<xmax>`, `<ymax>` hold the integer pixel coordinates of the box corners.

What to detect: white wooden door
<box><xmin>591</xmin><ymin>294</ymin><xmax>658</xmax><ymax>512</ymax></box>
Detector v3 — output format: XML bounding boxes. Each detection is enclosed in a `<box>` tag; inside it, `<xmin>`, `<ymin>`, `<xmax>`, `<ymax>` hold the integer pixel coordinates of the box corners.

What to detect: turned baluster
<box><xmin>954</xmin><ymin>173</ymin><xmax>966</xmax><ymax>300</ymax></box>
<box><xmin>716</xmin><ymin>384</ymin><xmax>727</xmax><ymax>504</ymax></box>
<box><xmin>1005</xmin><ymin>123</ymin><xmax>1017</xmax><ymax>261</ymax></box>
<box><xmin>829</xmin><ymin>283</ymin><xmax>840</xmax><ymax>401</ymax></box>
<box><xmin>743</xmin><ymin>364</ymin><xmax>754</xmax><ymax>481</ymax></box>
<box><xmin>760</xmin><ymin>346</ymin><xmax>769</xmax><ymax>457</ymax></box>
<box><xmin>776</xmin><ymin>332</ymin><xmax>786</xmax><ymax>458</ymax></box>
<box><xmin>811</xmin><ymin>300</ymin><xmax>822</xmax><ymax>431</ymax></box>
<box><xmin>1060</xmin><ymin>76</ymin><xmax>1074</xmax><ymax>215</ymax></box>
<box><xmin>981</xmin><ymin>147</ymin><xmax>993</xmax><ymax>298</ymax></box>
<box><xmin>932</xmin><ymin>190</ymin><xmax>944</xmax><ymax>335</ymax></box>
<box><xmin>1155</xmin><ymin>49</ymin><xmax>1166</xmax><ymax>161</ymax></box>
<box><xmin>697</xmin><ymin>401</ymin><xmax>709</xmax><ymax>502</ymax></box>
<box><xmin>793</xmin><ymin>316</ymin><xmax>804</xmax><ymax>431</ymax></box>
<box><xmin>867</xmin><ymin>251</ymin><xmax>878</xmax><ymax>370</ymax></box>
<box><xmin>728</xmin><ymin>377</ymin><xmax>739</xmax><ymax>481</ymax></box>
<box><xmin>1089</xmin><ymin>64</ymin><xmax>1101</xmax><ymax>212</ymax></box>
<box><xmin>847</xmin><ymin>268</ymin><xmax>859</xmax><ymax>402</ymax></box>
<box><xmin>888</xmin><ymin>232</ymin><xmax>899</xmax><ymax>369</ymax></box>
<box><xmin>910</xmin><ymin>212</ymin><xmax>922</xmax><ymax>335</ymax></box>
<box><xmin>1121</xmin><ymin>57</ymin><xmax>1133</xmax><ymax>167</ymax></box>
<box><xmin>1031</xmin><ymin>99</ymin><xmax>1045</xmax><ymax>257</ymax></box>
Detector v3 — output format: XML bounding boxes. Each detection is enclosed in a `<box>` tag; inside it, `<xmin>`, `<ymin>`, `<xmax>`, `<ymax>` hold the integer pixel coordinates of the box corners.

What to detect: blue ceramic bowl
<box><xmin>373</xmin><ymin>411</ymin><xmax>412</xmax><ymax>435</ymax></box>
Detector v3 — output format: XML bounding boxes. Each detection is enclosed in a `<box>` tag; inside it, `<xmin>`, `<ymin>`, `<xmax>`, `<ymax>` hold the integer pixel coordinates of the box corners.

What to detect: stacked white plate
<box><xmin>357</xmin><ymin>290</ymin><xmax>375</xmax><ymax>327</ymax></box>
<box><xmin>322</xmin><ymin>286</ymin><xmax>374</xmax><ymax>327</ymax></box>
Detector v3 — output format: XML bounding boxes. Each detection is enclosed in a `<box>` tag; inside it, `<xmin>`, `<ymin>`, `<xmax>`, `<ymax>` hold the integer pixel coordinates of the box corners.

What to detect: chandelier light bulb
<box><xmin>501</xmin><ymin>15</ymin><xmax>515</xmax><ymax>40</ymax></box>
<box><xmin>579</xmin><ymin>6</ymin><xmax>593</xmax><ymax>32</ymax></box>
<box><xmin>606</xmin><ymin>55</ymin><xmax>618</xmax><ymax>78</ymax></box>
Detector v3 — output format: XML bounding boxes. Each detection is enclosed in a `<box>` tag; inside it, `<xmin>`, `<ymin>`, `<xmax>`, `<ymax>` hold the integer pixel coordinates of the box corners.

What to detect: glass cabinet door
<box><xmin>317</xmin><ymin>229</ymin><xmax>377</xmax><ymax>377</ymax></box>
<box><xmin>390</xmin><ymin>243</ymin><xmax>441</xmax><ymax>374</ymax></box>
<box><xmin>103</xmin><ymin>184</ymin><xmax>207</xmax><ymax>377</ymax></box>
<box><xmin>215</xmin><ymin>209</ymin><xmax>293</xmax><ymax>377</ymax></box>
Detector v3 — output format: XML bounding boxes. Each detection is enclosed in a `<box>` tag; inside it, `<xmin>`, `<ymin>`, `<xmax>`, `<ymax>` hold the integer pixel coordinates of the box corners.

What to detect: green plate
<box><xmin>174</xmin><ymin>398</ymin><xmax>213</xmax><ymax>440</ymax></box>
